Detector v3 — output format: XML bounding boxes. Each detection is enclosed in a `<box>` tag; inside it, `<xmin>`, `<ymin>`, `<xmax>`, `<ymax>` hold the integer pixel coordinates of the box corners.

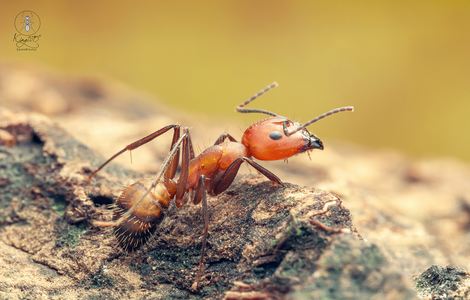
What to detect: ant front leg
<box><xmin>191</xmin><ymin>175</ymin><xmax>210</xmax><ymax>291</ymax></box>
<box><xmin>212</xmin><ymin>157</ymin><xmax>282</xmax><ymax>195</ymax></box>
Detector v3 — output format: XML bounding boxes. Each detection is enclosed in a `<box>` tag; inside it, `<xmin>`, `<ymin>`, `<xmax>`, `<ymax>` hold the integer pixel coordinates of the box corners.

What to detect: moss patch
<box><xmin>55</xmin><ymin>223</ymin><xmax>87</xmax><ymax>248</ymax></box>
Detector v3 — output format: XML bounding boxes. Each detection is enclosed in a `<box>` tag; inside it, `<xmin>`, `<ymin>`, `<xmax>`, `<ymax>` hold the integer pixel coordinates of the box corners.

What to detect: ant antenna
<box><xmin>285</xmin><ymin>106</ymin><xmax>354</xmax><ymax>136</ymax></box>
<box><xmin>236</xmin><ymin>82</ymin><xmax>280</xmax><ymax>117</ymax></box>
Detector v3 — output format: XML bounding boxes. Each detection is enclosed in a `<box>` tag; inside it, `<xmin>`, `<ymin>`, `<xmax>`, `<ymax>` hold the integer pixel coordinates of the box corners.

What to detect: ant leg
<box><xmin>191</xmin><ymin>175</ymin><xmax>209</xmax><ymax>291</ymax></box>
<box><xmin>187</xmin><ymin>130</ymin><xmax>195</xmax><ymax>159</ymax></box>
<box><xmin>88</xmin><ymin>124</ymin><xmax>180</xmax><ymax>180</ymax></box>
<box><xmin>243</xmin><ymin>158</ymin><xmax>282</xmax><ymax>184</ymax></box>
<box><xmin>213</xmin><ymin>133</ymin><xmax>237</xmax><ymax>145</ymax></box>
<box><xmin>212</xmin><ymin>157</ymin><xmax>282</xmax><ymax>195</ymax></box>
<box><xmin>165</xmin><ymin>126</ymin><xmax>181</xmax><ymax>181</ymax></box>
<box><xmin>175</xmin><ymin>128</ymin><xmax>191</xmax><ymax>207</ymax></box>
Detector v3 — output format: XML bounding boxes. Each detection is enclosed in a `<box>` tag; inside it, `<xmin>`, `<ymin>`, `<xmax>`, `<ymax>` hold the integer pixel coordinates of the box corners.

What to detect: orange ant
<box><xmin>88</xmin><ymin>82</ymin><xmax>353</xmax><ymax>290</ymax></box>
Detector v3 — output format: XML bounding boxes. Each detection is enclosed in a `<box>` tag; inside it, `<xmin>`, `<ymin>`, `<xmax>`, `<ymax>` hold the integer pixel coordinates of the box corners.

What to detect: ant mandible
<box><xmin>88</xmin><ymin>82</ymin><xmax>354</xmax><ymax>290</ymax></box>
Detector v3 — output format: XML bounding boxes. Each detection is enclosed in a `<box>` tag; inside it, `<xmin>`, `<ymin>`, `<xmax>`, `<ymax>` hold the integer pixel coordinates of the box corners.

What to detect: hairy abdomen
<box><xmin>114</xmin><ymin>180</ymin><xmax>171</xmax><ymax>251</ymax></box>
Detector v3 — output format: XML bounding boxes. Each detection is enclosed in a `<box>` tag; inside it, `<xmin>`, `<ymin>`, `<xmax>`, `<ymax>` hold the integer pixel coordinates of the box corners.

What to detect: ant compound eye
<box><xmin>269</xmin><ymin>131</ymin><xmax>283</xmax><ymax>140</ymax></box>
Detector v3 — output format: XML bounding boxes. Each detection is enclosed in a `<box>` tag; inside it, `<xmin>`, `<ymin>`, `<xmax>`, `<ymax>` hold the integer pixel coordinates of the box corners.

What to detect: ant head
<box><xmin>237</xmin><ymin>82</ymin><xmax>353</xmax><ymax>161</ymax></box>
<box><xmin>242</xmin><ymin>117</ymin><xmax>323</xmax><ymax>160</ymax></box>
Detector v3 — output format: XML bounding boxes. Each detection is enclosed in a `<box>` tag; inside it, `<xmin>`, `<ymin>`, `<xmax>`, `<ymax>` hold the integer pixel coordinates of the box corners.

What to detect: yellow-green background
<box><xmin>1</xmin><ymin>1</ymin><xmax>469</xmax><ymax>161</ymax></box>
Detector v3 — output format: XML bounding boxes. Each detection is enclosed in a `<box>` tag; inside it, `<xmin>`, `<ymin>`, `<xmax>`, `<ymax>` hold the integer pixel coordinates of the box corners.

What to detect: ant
<box><xmin>88</xmin><ymin>82</ymin><xmax>353</xmax><ymax>290</ymax></box>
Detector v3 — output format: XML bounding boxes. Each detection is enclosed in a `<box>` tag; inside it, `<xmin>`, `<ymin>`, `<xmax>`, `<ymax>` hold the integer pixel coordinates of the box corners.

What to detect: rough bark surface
<box><xmin>0</xmin><ymin>109</ymin><xmax>414</xmax><ymax>299</ymax></box>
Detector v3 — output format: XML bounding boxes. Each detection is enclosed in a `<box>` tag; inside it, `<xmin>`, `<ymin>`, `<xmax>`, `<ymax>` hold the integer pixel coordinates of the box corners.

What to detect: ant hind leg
<box><xmin>88</xmin><ymin>124</ymin><xmax>180</xmax><ymax>180</ymax></box>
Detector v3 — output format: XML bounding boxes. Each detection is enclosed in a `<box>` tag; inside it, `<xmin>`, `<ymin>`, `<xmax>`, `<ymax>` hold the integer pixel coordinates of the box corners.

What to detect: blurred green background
<box><xmin>1</xmin><ymin>1</ymin><xmax>469</xmax><ymax>161</ymax></box>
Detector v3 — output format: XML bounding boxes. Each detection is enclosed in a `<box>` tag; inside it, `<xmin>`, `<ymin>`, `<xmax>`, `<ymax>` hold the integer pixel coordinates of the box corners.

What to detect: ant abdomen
<box><xmin>113</xmin><ymin>180</ymin><xmax>173</xmax><ymax>251</ymax></box>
